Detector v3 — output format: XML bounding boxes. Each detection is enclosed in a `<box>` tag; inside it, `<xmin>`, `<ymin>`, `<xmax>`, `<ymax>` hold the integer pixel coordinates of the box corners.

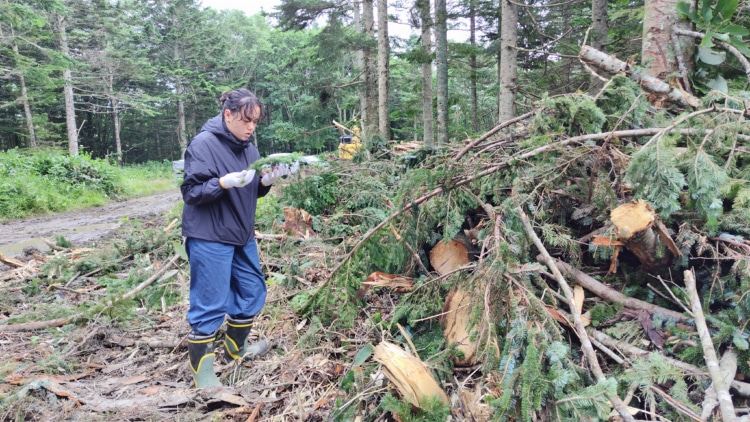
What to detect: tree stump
<box><xmin>610</xmin><ymin>200</ymin><xmax>680</xmax><ymax>269</ymax></box>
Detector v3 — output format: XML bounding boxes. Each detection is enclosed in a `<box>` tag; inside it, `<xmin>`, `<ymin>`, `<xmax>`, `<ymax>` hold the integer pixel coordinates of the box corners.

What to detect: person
<box><xmin>180</xmin><ymin>88</ymin><xmax>295</xmax><ymax>388</ymax></box>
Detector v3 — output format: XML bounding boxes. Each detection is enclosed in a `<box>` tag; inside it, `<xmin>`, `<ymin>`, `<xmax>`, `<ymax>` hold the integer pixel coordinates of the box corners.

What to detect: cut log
<box><xmin>429</xmin><ymin>239</ymin><xmax>470</xmax><ymax>275</ymax></box>
<box><xmin>361</xmin><ymin>272</ymin><xmax>413</xmax><ymax>292</ymax></box>
<box><xmin>283</xmin><ymin>207</ymin><xmax>315</xmax><ymax>238</ymax></box>
<box><xmin>441</xmin><ymin>285</ymin><xmax>484</xmax><ymax>366</ymax></box>
<box><xmin>373</xmin><ymin>341</ymin><xmax>449</xmax><ymax>408</ymax></box>
<box><xmin>610</xmin><ymin>200</ymin><xmax>678</xmax><ymax>269</ymax></box>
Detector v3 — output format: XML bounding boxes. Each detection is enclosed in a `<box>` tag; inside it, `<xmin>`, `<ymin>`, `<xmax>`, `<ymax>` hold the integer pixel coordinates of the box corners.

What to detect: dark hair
<box><xmin>220</xmin><ymin>89</ymin><xmax>264</xmax><ymax>121</ymax></box>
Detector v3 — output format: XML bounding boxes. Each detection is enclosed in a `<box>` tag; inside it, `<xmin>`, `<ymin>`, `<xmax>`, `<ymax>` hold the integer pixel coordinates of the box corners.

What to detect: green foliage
<box><xmin>0</xmin><ymin>149</ymin><xmax>174</xmax><ymax>221</ymax></box>
<box><xmin>595</xmin><ymin>75</ymin><xmax>649</xmax><ymax>131</ymax></box>
<box><xmin>686</xmin><ymin>150</ymin><xmax>728</xmax><ymax>231</ymax></box>
<box><xmin>589</xmin><ymin>302</ymin><xmax>624</xmax><ymax>327</ymax></box>
<box><xmin>379</xmin><ymin>393</ymin><xmax>451</xmax><ymax>422</ymax></box>
<box><xmin>677</xmin><ymin>0</ymin><xmax>750</xmax><ymax>64</ymax></box>
<box><xmin>625</xmin><ymin>135</ymin><xmax>686</xmax><ymax>219</ymax></box>
<box><xmin>531</xmin><ymin>94</ymin><xmax>607</xmax><ymax>136</ymax></box>
<box><xmin>279</xmin><ymin>171</ymin><xmax>341</xmax><ymax>216</ymax></box>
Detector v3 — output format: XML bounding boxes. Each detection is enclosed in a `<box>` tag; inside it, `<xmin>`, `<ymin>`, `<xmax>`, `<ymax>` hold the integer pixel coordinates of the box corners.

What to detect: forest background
<box><xmin>2</xmin><ymin>0</ymin><xmax>750</xmax><ymax>421</ymax></box>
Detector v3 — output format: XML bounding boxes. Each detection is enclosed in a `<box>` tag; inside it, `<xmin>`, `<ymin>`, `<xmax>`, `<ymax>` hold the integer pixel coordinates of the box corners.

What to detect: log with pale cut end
<box><xmin>441</xmin><ymin>285</ymin><xmax>484</xmax><ymax>366</ymax></box>
<box><xmin>429</xmin><ymin>239</ymin><xmax>469</xmax><ymax>275</ymax></box>
<box><xmin>610</xmin><ymin>200</ymin><xmax>670</xmax><ymax>269</ymax></box>
<box><xmin>373</xmin><ymin>341</ymin><xmax>449</xmax><ymax>408</ymax></box>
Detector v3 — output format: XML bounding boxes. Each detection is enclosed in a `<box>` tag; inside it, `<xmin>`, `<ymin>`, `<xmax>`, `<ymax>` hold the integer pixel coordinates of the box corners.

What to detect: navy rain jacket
<box><xmin>181</xmin><ymin>114</ymin><xmax>271</xmax><ymax>246</ymax></box>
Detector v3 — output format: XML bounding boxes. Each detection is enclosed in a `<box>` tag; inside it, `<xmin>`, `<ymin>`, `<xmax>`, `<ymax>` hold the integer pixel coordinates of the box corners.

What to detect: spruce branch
<box><xmin>517</xmin><ymin>206</ymin><xmax>636</xmax><ymax>422</ymax></box>
<box><xmin>684</xmin><ymin>269</ymin><xmax>736</xmax><ymax>422</ymax></box>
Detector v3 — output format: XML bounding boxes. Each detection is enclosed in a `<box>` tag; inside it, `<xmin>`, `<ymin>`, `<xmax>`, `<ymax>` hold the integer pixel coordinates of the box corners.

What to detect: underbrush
<box><xmin>0</xmin><ymin>148</ymin><xmax>176</xmax><ymax>221</ymax></box>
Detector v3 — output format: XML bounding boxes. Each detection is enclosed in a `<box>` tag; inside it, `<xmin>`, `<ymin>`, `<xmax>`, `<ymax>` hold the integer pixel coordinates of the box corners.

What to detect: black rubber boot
<box><xmin>187</xmin><ymin>331</ymin><xmax>222</xmax><ymax>388</ymax></box>
<box><xmin>224</xmin><ymin>316</ymin><xmax>270</xmax><ymax>361</ymax></box>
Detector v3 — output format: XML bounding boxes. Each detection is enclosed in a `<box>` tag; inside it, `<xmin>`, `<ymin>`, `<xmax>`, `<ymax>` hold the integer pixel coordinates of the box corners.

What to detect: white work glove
<box><xmin>219</xmin><ymin>169</ymin><xmax>256</xmax><ymax>189</ymax></box>
<box><xmin>261</xmin><ymin>163</ymin><xmax>298</xmax><ymax>186</ymax></box>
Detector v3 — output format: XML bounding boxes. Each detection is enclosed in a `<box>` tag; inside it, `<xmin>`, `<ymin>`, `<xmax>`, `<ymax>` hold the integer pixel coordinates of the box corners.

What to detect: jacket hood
<box><xmin>201</xmin><ymin>114</ymin><xmax>250</xmax><ymax>153</ymax></box>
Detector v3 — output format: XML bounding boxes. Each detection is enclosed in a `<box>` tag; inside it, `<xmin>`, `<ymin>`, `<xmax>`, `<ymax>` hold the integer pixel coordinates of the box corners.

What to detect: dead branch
<box><xmin>0</xmin><ymin>314</ymin><xmax>82</xmax><ymax>332</ymax></box>
<box><xmin>685</xmin><ymin>269</ymin><xmax>736</xmax><ymax>421</ymax></box>
<box><xmin>389</xmin><ymin>223</ymin><xmax>431</xmax><ymax>276</ymax></box>
<box><xmin>546</xmin><ymin>258</ymin><xmax>688</xmax><ymax>322</ymax></box>
<box><xmin>518</xmin><ymin>207</ymin><xmax>636</xmax><ymax>422</ymax></box>
<box><xmin>454</xmin><ymin>110</ymin><xmax>535</xmax><ymax>160</ymax></box>
<box><xmin>579</xmin><ymin>45</ymin><xmax>701</xmax><ymax>108</ymax></box>
<box><xmin>106</xmin><ymin>254</ymin><xmax>180</xmax><ymax>307</ymax></box>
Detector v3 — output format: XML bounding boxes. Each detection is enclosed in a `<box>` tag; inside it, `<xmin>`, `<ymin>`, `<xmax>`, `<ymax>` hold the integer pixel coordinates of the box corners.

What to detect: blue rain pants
<box><xmin>185</xmin><ymin>237</ymin><xmax>267</xmax><ymax>335</ymax></box>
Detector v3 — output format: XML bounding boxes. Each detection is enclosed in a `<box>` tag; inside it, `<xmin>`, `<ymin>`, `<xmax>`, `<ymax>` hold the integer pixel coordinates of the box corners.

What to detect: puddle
<box><xmin>0</xmin><ymin>222</ymin><xmax>121</xmax><ymax>257</ymax></box>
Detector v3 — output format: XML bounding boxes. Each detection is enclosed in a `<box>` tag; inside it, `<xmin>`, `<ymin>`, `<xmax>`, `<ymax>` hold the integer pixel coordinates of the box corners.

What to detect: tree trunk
<box><xmin>469</xmin><ymin>0</ymin><xmax>478</xmax><ymax>133</ymax></box>
<box><xmin>377</xmin><ymin>0</ymin><xmax>390</xmax><ymax>141</ymax></box>
<box><xmin>435</xmin><ymin>0</ymin><xmax>448</xmax><ymax>145</ymax></box>
<box><xmin>589</xmin><ymin>0</ymin><xmax>608</xmax><ymax>92</ymax></box>
<box><xmin>642</xmin><ymin>0</ymin><xmax>694</xmax><ymax>81</ymax></box>
<box><xmin>498</xmin><ymin>0</ymin><xmax>518</xmax><ymax>122</ymax></box>
<box><xmin>57</xmin><ymin>14</ymin><xmax>79</xmax><ymax>156</ymax></box>
<box><xmin>363</xmin><ymin>0</ymin><xmax>378</xmax><ymax>147</ymax></box>
<box><xmin>10</xmin><ymin>40</ymin><xmax>37</xmax><ymax>148</ymax></box>
<box><xmin>418</xmin><ymin>0</ymin><xmax>434</xmax><ymax>147</ymax></box>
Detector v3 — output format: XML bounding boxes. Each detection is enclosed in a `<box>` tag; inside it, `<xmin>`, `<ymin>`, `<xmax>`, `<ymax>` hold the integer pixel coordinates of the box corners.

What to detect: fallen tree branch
<box><xmin>106</xmin><ymin>254</ymin><xmax>180</xmax><ymax>307</ymax></box>
<box><xmin>454</xmin><ymin>110</ymin><xmax>535</xmax><ymax>160</ymax></box>
<box><xmin>0</xmin><ymin>314</ymin><xmax>82</xmax><ymax>332</ymax></box>
<box><xmin>518</xmin><ymin>207</ymin><xmax>636</xmax><ymax>422</ymax></box>
<box><xmin>579</xmin><ymin>45</ymin><xmax>701</xmax><ymax>108</ymax></box>
<box><xmin>685</xmin><ymin>269</ymin><xmax>736</xmax><ymax>422</ymax></box>
<box><xmin>546</xmin><ymin>259</ymin><xmax>688</xmax><ymax>322</ymax></box>
<box><xmin>674</xmin><ymin>28</ymin><xmax>750</xmax><ymax>84</ymax></box>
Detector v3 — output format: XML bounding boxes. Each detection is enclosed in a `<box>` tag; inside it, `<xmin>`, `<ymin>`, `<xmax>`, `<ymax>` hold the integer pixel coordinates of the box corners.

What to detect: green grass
<box><xmin>0</xmin><ymin>148</ymin><xmax>177</xmax><ymax>222</ymax></box>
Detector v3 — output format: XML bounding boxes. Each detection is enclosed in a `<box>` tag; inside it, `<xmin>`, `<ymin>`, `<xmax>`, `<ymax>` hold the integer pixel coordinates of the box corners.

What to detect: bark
<box><xmin>353</xmin><ymin>0</ymin><xmax>367</xmax><ymax>139</ymax></box>
<box><xmin>57</xmin><ymin>14</ymin><xmax>79</xmax><ymax>156</ymax></box>
<box><xmin>642</xmin><ymin>0</ymin><xmax>694</xmax><ymax>80</ymax></box>
<box><xmin>4</xmin><ymin>29</ymin><xmax>38</xmax><ymax>148</ymax></box>
<box><xmin>435</xmin><ymin>0</ymin><xmax>448</xmax><ymax>145</ymax></box>
<box><xmin>548</xmin><ymin>258</ymin><xmax>688</xmax><ymax>322</ymax></box>
<box><xmin>418</xmin><ymin>0</ymin><xmax>434</xmax><ymax>146</ymax></box>
<box><xmin>579</xmin><ymin>45</ymin><xmax>701</xmax><ymax>108</ymax></box>
<box><xmin>589</xmin><ymin>0</ymin><xmax>608</xmax><ymax>92</ymax></box>
<box><xmin>362</xmin><ymin>0</ymin><xmax>378</xmax><ymax>147</ymax></box>
<box><xmin>175</xmin><ymin>43</ymin><xmax>188</xmax><ymax>156</ymax></box>
<box><xmin>498</xmin><ymin>0</ymin><xmax>518</xmax><ymax>122</ymax></box>
<box><xmin>107</xmin><ymin>69</ymin><xmax>123</xmax><ymax>167</ymax></box>
<box><xmin>377</xmin><ymin>0</ymin><xmax>390</xmax><ymax>141</ymax></box>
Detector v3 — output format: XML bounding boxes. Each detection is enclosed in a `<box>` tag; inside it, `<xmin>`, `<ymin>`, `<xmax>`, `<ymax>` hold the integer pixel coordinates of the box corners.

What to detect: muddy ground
<box><xmin>0</xmin><ymin>190</ymin><xmax>183</xmax><ymax>257</ymax></box>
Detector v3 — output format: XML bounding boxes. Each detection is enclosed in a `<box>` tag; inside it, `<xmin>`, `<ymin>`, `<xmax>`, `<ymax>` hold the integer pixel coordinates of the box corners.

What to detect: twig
<box><xmin>454</xmin><ymin>110</ymin><xmax>535</xmax><ymax>160</ymax></box>
<box><xmin>650</xmin><ymin>385</ymin><xmax>702</xmax><ymax>421</ymax></box>
<box><xmin>63</xmin><ymin>325</ymin><xmax>101</xmax><ymax>358</ymax></box>
<box><xmin>685</xmin><ymin>269</ymin><xmax>736</xmax><ymax>422</ymax></box>
<box><xmin>389</xmin><ymin>223</ymin><xmax>431</xmax><ymax>276</ymax></box>
<box><xmin>106</xmin><ymin>254</ymin><xmax>180</xmax><ymax>306</ymax></box>
<box><xmin>517</xmin><ymin>206</ymin><xmax>636</xmax><ymax>422</ymax></box>
<box><xmin>397</xmin><ymin>323</ymin><xmax>419</xmax><ymax>357</ymax></box>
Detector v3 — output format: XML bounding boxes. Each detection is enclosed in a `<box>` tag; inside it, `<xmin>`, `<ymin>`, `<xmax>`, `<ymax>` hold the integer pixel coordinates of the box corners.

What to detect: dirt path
<box><xmin>0</xmin><ymin>189</ymin><xmax>182</xmax><ymax>257</ymax></box>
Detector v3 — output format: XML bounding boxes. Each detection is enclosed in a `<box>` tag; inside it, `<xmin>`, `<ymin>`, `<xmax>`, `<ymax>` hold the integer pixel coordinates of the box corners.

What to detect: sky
<box><xmin>198</xmin><ymin>0</ymin><xmax>445</xmax><ymax>41</ymax></box>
